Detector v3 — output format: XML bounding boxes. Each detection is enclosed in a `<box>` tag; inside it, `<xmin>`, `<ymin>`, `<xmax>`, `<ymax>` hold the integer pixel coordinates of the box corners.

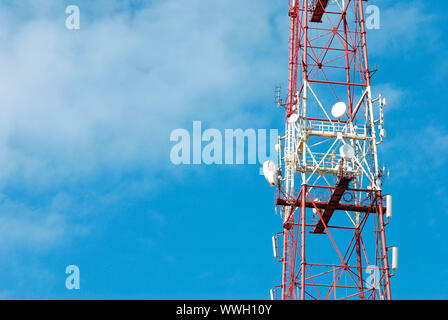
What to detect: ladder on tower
<box><xmin>311</xmin><ymin>176</ymin><xmax>353</xmax><ymax>234</ymax></box>
<box><xmin>310</xmin><ymin>0</ymin><xmax>329</xmax><ymax>23</ymax></box>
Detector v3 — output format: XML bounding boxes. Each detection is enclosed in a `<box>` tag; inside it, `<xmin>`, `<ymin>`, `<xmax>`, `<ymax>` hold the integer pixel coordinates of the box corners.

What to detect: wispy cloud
<box><xmin>367</xmin><ymin>0</ymin><xmax>438</xmax><ymax>57</ymax></box>
<box><xmin>0</xmin><ymin>0</ymin><xmax>288</xmax><ymax>255</ymax></box>
<box><xmin>0</xmin><ymin>196</ymin><xmax>66</xmax><ymax>251</ymax></box>
<box><xmin>0</xmin><ymin>0</ymin><xmax>286</xmax><ymax>190</ymax></box>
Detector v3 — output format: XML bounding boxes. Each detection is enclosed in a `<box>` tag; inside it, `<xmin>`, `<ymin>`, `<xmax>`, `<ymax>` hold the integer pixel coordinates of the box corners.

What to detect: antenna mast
<box><xmin>267</xmin><ymin>0</ymin><xmax>397</xmax><ymax>300</ymax></box>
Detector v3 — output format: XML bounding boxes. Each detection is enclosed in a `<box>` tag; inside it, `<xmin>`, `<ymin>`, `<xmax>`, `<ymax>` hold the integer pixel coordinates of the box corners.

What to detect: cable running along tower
<box><xmin>264</xmin><ymin>0</ymin><xmax>398</xmax><ymax>300</ymax></box>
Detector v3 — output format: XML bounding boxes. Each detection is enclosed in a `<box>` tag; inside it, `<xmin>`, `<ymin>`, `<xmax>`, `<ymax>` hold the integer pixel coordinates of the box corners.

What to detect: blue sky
<box><xmin>0</xmin><ymin>0</ymin><xmax>446</xmax><ymax>299</ymax></box>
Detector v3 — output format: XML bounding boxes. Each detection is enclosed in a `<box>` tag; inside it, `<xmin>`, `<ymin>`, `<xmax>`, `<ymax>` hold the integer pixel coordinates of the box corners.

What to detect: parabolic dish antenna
<box><xmin>331</xmin><ymin>101</ymin><xmax>347</xmax><ymax>119</ymax></box>
<box><xmin>339</xmin><ymin>144</ymin><xmax>355</xmax><ymax>160</ymax></box>
<box><xmin>288</xmin><ymin>113</ymin><xmax>299</xmax><ymax>123</ymax></box>
<box><xmin>262</xmin><ymin>160</ymin><xmax>279</xmax><ymax>187</ymax></box>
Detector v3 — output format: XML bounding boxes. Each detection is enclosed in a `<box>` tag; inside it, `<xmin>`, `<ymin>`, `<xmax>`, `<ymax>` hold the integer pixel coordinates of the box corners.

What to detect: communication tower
<box><xmin>264</xmin><ymin>0</ymin><xmax>398</xmax><ymax>300</ymax></box>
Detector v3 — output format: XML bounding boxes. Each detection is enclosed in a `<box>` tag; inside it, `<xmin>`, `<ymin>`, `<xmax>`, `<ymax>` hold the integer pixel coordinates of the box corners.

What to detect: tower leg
<box><xmin>356</xmin><ymin>229</ymin><xmax>365</xmax><ymax>300</ymax></box>
<box><xmin>282</xmin><ymin>227</ymin><xmax>288</xmax><ymax>300</ymax></box>
<box><xmin>300</xmin><ymin>185</ymin><xmax>306</xmax><ymax>300</ymax></box>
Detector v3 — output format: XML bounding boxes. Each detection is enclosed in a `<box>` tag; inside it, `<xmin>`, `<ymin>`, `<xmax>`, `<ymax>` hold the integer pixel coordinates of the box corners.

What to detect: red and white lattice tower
<box><xmin>266</xmin><ymin>0</ymin><xmax>398</xmax><ymax>300</ymax></box>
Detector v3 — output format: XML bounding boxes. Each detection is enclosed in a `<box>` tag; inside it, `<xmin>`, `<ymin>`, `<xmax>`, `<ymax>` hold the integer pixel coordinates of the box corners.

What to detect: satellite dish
<box><xmin>262</xmin><ymin>160</ymin><xmax>279</xmax><ymax>187</ymax></box>
<box><xmin>331</xmin><ymin>101</ymin><xmax>347</xmax><ymax>119</ymax></box>
<box><xmin>339</xmin><ymin>144</ymin><xmax>355</xmax><ymax>160</ymax></box>
<box><xmin>288</xmin><ymin>113</ymin><xmax>299</xmax><ymax>123</ymax></box>
<box><xmin>380</xmin><ymin>128</ymin><xmax>387</xmax><ymax>138</ymax></box>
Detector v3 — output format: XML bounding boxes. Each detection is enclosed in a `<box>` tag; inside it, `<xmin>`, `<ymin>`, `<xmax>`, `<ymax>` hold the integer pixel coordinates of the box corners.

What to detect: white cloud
<box><xmin>367</xmin><ymin>0</ymin><xmax>438</xmax><ymax>56</ymax></box>
<box><xmin>0</xmin><ymin>196</ymin><xmax>66</xmax><ymax>251</ymax></box>
<box><xmin>0</xmin><ymin>0</ymin><xmax>288</xmax><ymax>250</ymax></box>
<box><xmin>0</xmin><ymin>0</ymin><xmax>287</xmax><ymax>189</ymax></box>
<box><xmin>383</xmin><ymin>123</ymin><xmax>448</xmax><ymax>182</ymax></box>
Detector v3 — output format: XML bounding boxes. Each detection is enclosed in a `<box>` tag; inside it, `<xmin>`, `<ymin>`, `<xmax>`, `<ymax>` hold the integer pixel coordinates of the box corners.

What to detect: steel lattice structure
<box><xmin>268</xmin><ymin>0</ymin><xmax>397</xmax><ymax>300</ymax></box>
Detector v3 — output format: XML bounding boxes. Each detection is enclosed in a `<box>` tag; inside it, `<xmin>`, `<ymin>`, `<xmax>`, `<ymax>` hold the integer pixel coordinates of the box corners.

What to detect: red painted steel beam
<box><xmin>276</xmin><ymin>199</ymin><xmax>385</xmax><ymax>214</ymax></box>
<box><xmin>311</xmin><ymin>176</ymin><xmax>352</xmax><ymax>233</ymax></box>
<box><xmin>308</xmin><ymin>79</ymin><xmax>367</xmax><ymax>87</ymax></box>
<box><xmin>310</xmin><ymin>0</ymin><xmax>329</xmax><ymax>23</ymax></box>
